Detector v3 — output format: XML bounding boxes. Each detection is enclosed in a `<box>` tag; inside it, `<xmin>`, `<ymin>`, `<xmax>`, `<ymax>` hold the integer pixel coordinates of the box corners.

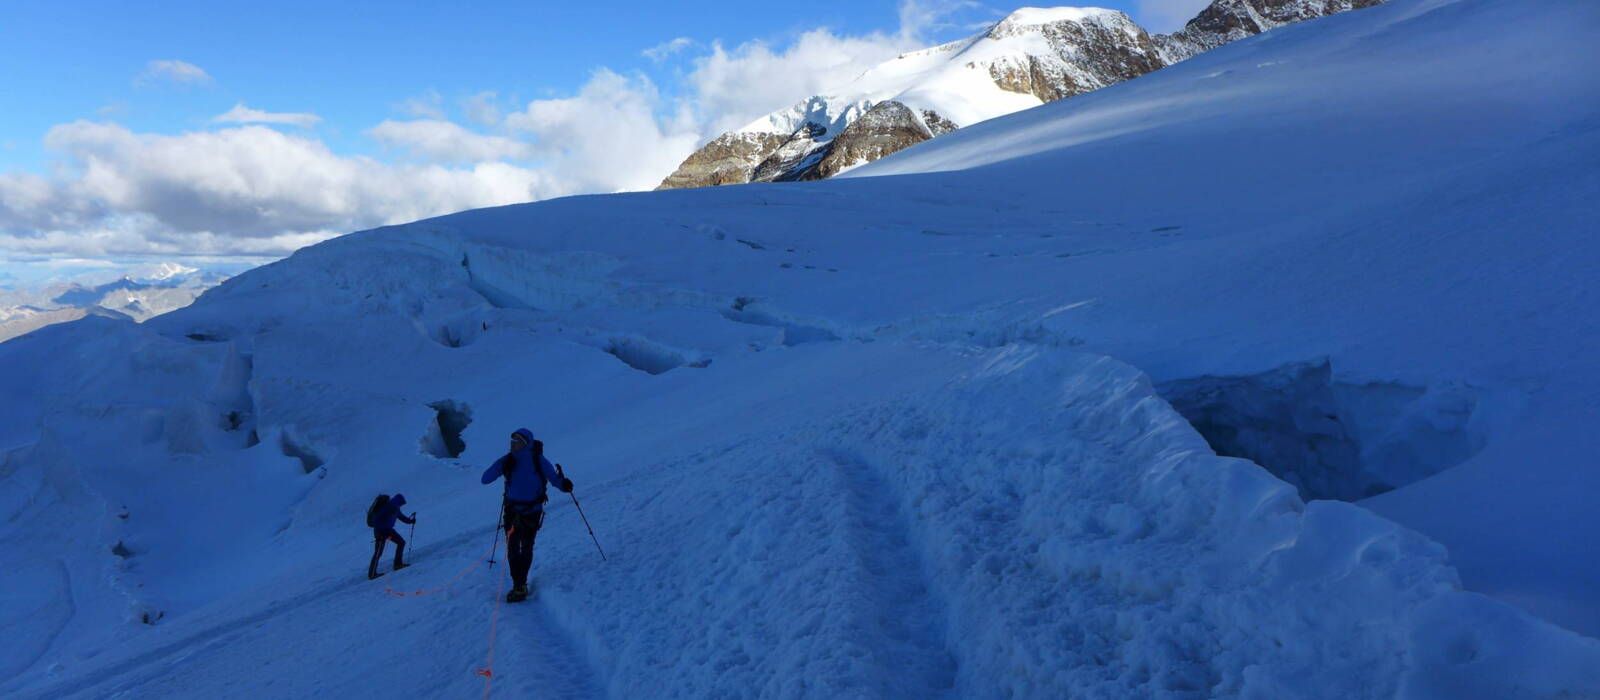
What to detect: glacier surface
<box><xmin>2</xmin><ymin>0</ymin><xmax>1597</xmax><ymax>697</ymax></box>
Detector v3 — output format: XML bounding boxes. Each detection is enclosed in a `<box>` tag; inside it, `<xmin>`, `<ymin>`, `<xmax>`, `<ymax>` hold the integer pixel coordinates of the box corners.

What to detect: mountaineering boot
<box><xmin>506</xmin><ymin>586</ymin><xmax>529</xmax><ymax>603</ymax></box>
<box><xmin>368</xmin><ymin>571</ymin><xmax>384</xmax><ymax>581</ymax></box>
<box><xmin>393</xmin><ymin>562</ymin><xmax>410</xmax><ymax>571</ymax></box>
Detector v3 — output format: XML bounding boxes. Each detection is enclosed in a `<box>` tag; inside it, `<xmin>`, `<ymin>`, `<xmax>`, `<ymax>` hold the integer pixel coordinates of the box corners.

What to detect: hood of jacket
<box><xmin>512</xmin><ymin>428</ymin><xmax>535</xmax><ymax>449</ymax></box>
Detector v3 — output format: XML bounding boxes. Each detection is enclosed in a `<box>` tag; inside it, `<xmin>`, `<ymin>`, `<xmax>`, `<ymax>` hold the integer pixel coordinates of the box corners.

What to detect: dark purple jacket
<box><xmin>372</xmin><ymin>494</ymin><xmax>415</xmax><ymax>533</ymax></box>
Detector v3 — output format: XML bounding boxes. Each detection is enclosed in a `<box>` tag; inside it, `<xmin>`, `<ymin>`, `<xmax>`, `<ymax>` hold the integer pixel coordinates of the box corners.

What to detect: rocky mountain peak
<box><xmin>1156</xmin><ymin>0</ymin><xmax>1387</xmax><ymax>62</ymax></box>
<box><xmin>978</xmin><ymin>8</ymin><xmax>1162</xmax><ymax>104</ymax></box>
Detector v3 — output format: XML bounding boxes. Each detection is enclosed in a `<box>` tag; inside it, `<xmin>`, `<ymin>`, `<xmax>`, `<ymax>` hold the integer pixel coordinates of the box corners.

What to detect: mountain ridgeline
<box><xmin>658</xmin><ymin>0</ymin><xmax>1384</xmax><ymax>190</ymax></box>
<box><xmin>0</xmin><ymin>265</ymin><xmax>229</xmax><ymax>343</ymax></box>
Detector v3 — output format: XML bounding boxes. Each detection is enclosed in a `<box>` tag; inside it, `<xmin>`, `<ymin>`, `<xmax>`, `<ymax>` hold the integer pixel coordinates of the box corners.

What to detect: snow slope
<box><xmin>3</xmin><ymin>0</ymin><xmax>1598</xmax><ymax>697</ymax></box>
<box><xmin>848</xmin><ymin>0</ymin><xmax>1600</xmax><ymax>635</ymax></box>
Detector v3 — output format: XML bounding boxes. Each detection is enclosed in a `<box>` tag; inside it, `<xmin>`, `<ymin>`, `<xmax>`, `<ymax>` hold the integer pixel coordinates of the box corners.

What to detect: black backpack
<box><xmin>366</xmin><ymin>494</ymin><xmax>390</xmax><ymax>527</ymax></box>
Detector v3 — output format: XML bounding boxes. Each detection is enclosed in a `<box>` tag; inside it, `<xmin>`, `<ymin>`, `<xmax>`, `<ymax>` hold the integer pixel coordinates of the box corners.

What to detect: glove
<box><xmin>560</xmin><ymin>477</ymin><xmax>574</xmax><ymax>493</ymax></box>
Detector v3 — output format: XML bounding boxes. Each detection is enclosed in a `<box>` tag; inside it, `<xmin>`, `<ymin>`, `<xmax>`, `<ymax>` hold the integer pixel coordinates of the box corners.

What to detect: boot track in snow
<box><xmin>822</xmin><ymin>447</ymin><xmax>959</xmax><ymax>696</ymax></box>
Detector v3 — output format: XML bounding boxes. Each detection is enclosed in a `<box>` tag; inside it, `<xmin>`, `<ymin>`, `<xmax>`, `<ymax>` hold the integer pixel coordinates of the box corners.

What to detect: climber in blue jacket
<box><xmin>482</xmin><ymin>428</ymin><xmax>572</xmax><ymax>602</ymax></box>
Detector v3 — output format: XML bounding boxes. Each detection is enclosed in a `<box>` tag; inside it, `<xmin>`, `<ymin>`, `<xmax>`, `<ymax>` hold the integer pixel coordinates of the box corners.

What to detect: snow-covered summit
<box><xmin>986</xmin><ymin>5</ymin><xmax>1145</xmax><ymax>44</ymax></box>
<box><xmin>1003</xmin><ymin>6</ymin><xmax>1125</xmax><ymax>24</ymax></box>
<box><xmin>137</xmin><ymin>261</ymin><xmax>201</xmax><ymax>282</ymax></box>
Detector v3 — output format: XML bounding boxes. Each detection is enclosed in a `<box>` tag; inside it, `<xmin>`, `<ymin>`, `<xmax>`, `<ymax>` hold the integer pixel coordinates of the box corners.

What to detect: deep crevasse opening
<box><xmin>421</xmin><ymin>400</ymin><xmax>472</xmax><ymax>459</ymax></box>
<box><xmin>1157</xmin><ymin>360</ymin><xmax>1489</xmax><ymax>502</ymax></box>
<box><xmin>604</xmin><ymin>336</ymin><xmax>705</xmax><ymax>375</ymax></box>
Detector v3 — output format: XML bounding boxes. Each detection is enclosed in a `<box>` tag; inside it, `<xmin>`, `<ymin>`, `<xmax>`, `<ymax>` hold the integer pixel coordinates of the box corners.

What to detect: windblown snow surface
<box><xmin>3</xmin><ymin>0</ymin><xmax>1598</xmax><ymax>697</ymax></box>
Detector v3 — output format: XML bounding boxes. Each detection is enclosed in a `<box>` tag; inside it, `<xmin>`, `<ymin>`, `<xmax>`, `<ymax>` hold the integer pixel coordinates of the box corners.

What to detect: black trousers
<box><xmin>369</xmin><ymin>529</ymin><xmax>406</xmax><ymax>576</ymax></box>
<box><xmin>503</xmin><ymin>507</ymin><xmax>545</xmax><ymax>589</ymax></box>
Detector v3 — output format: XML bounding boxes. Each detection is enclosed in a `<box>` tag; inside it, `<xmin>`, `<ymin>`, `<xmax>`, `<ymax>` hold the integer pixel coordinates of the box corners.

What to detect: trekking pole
<box><xmin>410</xmin><ymin>519</ymin><xmax>417</xmax><ymax>554</ymax></box>
<box><xmin>488</xmin><ymin>505</ymin><xmax>502</xmax><ymax>565</ymax></box>
<box><xmin>557</xmin><ymin>464</ymin><xmax>607</xmax><ymax>562</ymax></box>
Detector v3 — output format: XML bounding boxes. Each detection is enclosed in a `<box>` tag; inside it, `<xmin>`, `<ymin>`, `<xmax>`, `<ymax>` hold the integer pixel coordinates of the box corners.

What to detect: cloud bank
<box><xmin>2</xmin><ymin>2</ymin><xmax>980</xmax><ymax>260</ymax></box>
<box><xmin>370</xmin><ymin>119</ymin><xmax>536</xmax><ymax>164</ymax></box>
<box><xmin>0</xmin><ymin>122</ymin><xmax>551</xmax><ymax>257</ymax></box>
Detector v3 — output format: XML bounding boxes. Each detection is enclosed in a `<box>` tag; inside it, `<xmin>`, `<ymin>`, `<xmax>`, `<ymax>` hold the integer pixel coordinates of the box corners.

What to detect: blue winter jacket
<box><xmin>481</xmin><ymin>428</ymin><xmax>564</xmax><ymax>512</ymax></box>
<box><xmin>373</xmin><ymin>494</ymin><xmax>415</xmax><ymax>533</ymax></box>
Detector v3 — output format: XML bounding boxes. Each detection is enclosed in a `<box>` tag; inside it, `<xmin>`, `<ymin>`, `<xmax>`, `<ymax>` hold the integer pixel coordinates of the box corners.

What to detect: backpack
<box><xmin>366</xmin><ymin>494</ymin><xmax>390</xmax><ymax>528</ymax></box>
<box><xmin>502</xmin><ymin>440</ymin><xmax>548</xmax><ymax>505</ymax></box>
<box><xmin>502</xmin><ymin>440</ymin><xmax>544</xmax><ymax>481</ymax></box>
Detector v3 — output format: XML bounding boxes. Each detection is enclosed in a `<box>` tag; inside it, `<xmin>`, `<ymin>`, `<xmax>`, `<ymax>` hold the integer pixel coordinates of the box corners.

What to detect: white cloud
<box><xmin>18</xmin><ymin>257</ymin><xmax>120</xmax><ymax>270</ymax></box>
<box><xmin>369</xmin><ymin>119</ymin><xmax>534</xmax><ymax>163</ymax></box>
<box><xmin>505</xmin><ymin>70</ymin><xmax>702</xmax><ymax>194</ymax></box>
<box><xmin>462</xmin><ymin>91</ymin><xmax>503</xmax><ymax>126</ymax></box>
<box><xmin>0</xmin><ymin>222</ymin><xmax>338</xmax><ymax>260</ymax></box>
<box><xmin>136</xmin><ymin>59</ymin><xmax>213</xmax><ymax>87</ymax></box>
<box><xmin>399</xmin><ymin>89</ymin><xmax>446</xmax><ymax>119</ymax></box>
<box><xmin>0</xmin><ymin>170</ymin><xmax>104</xmax><ymax>233</ymax></box>
<box><xmin>213</xmin><ymin>103</ymin><xmax>322</xmax><ymax>128</ymax></box>
<box><xmin>684</xmin><ymin>29</ymin><xmax>916</xmax><ymax>136</ymax></box>
<box><xmin>0</xmin><ymin>122</ymin><xmax>557</xmax><ymax>258</ymax></box>
<box><xmin>643</xmin><ymin>37</ymin><xmax>694</xmax><ymax>62</ymax></box>
<box><xmin>1133</xmin><ymin>0</ymin><xmax>1213</xmax><ymax>34</ymax></box>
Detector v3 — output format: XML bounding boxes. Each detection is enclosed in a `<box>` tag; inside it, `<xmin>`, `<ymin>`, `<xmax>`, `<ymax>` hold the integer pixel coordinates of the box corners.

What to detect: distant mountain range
<box><xmin>0</xmin><ymin>263</ymin><xmax>230</xmax><ymax>342</ymax></box>
<box><xmin>658</xmin><ymin>0</ymin><xmax>1383</xmax><ymax>189</ymax></box>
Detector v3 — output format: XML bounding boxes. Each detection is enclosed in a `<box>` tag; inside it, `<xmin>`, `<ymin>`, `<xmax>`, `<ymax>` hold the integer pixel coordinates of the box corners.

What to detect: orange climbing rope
<box><xmin>383</xmin><ymin>550</ymin><xmax>490</xmax><ymax>598</ymax></box>
<box><xmin>478</xmin><ymin>580</ymin><xmax>506</xmax><ymax>697</ymax></box>
<box><xmin>477</xmin><ymin>526</ymin><xmax>513</xmax><ymax>698</ymax></box>
<box><xmin>377</xmin><ymin>525</ymin><xmax>512</xmax><ymax>697</ymax></box>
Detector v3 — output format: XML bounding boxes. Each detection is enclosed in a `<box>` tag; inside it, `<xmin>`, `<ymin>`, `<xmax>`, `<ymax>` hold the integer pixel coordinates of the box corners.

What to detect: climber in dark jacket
<box><xmin>481</xmin><ymin>428</ymin><xmax>572</xmax><ymax>602</ymax></box>
<box><xmin>368</xmin><ymin>493</ymin><xmax>416</xmax><ymax>580</ymax></box>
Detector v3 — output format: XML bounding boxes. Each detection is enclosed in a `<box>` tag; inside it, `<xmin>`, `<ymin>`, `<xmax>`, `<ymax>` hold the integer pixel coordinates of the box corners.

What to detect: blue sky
<box><xmin>0</xmin><ymin>0</ymin><xmax>1204</xmax><ymax>284</ymax></box>
<box><xmin>0</xmin><ymin>1</ymin><xmax>918</xmax><ymax>168</ymax></box>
